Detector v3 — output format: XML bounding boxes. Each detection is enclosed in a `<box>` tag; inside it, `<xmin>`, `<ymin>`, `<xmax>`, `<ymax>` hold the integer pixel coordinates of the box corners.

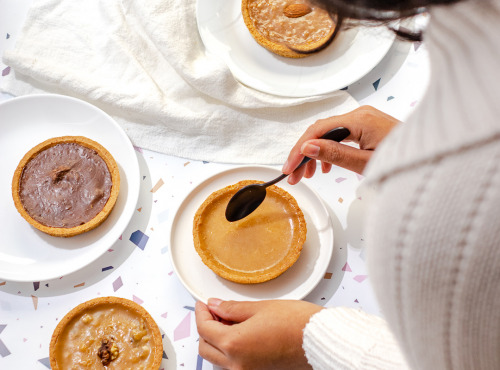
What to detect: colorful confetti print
<box><xmin>130</xmin><ymin>230</ymin><xmax>149</xmax><ymax>250</ymax></box>
<box><xmin>112</xmin><ymin>277</ymin><xmax>123</xmax><ymax>292</ymax></box>
<box><xmin>174</xmin><ymin>312</ymin><xmax>191</xmax><ymax>341</ymax></box>
<box><xmin>151</xmin><ymin>178</ymin><xmax>165</xmax><ymax>193</ymax></box>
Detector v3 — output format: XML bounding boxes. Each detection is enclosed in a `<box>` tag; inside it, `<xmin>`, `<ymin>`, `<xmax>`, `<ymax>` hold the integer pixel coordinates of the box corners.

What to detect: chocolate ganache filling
<box><xmin>19</xmin><ymin>142</ymin><xmax>113</xmax><ymax>228</ymax></box>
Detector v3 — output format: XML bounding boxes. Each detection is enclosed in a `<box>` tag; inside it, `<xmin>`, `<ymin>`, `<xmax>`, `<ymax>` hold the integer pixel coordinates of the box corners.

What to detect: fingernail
<box><xmin>208</xmin><ymin>298</ymin><xmax>223</xmax><ymax>309</ymax></box>
<box><xmin>301</xmin><ymin>142</ymin><xmax>320</xmax><ymax>158</ymax></box>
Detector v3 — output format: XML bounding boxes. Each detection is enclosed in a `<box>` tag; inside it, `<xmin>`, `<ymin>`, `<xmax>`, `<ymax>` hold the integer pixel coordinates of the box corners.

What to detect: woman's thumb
<box><xmin>207</xmin><ymin>298</ymin><xmax>259</xmax><ymax>323</ymax></box>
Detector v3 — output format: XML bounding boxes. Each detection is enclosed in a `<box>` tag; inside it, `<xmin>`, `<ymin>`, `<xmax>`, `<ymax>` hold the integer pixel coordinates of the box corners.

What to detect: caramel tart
<box><xmin>193</xmin><ymin>180</ymin><xmax>307</xmax><ymax>284</ymax></box>
<box><xmin>49</xmin><ymin>297</ymin><xmax>163</xmax><ymax>370</ymax></box>
<box><xmin>242</xmin><ymin>0</ymin><xmax>337</xmax><ymax>58</ymax></box>
<box><xmin>12</xmin><ymin>136</ymin><xmax>120</xmax><ymax>237</ymax></box>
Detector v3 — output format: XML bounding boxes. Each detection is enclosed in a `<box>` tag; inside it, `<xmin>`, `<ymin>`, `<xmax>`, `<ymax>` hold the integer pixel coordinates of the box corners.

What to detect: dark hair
<box><xmin>312</xmin><ymin>0</ymin><xmax>462</xmax><ymax>41</ymax></box>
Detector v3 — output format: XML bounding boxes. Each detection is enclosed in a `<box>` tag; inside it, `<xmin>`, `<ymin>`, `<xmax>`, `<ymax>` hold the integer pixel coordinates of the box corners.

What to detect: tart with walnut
<box><xmin>11</xmin><ymin>136</ymin><xmax>120</xmax><ymax>237</ymax></box>
<box><xmin>193</xmin><ymin>180</ymin><xmax>307</xmax><ymax>284</ymax></box>
<box><xmin>49</xmin><ymin>297</ymin><xmax>163</xmax><ymax>370</ymax></box>
<box><xmin>242</xmin><ymin>0</ymin><xmax>338</xmax><ymax>58</ymax></box>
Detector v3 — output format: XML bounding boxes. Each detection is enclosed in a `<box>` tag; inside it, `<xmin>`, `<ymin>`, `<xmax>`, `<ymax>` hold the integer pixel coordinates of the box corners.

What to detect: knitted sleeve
<box><xmin>302</xmin><ymin>307</ymin><xmax>409</xmax><ymax>370</ymax></box>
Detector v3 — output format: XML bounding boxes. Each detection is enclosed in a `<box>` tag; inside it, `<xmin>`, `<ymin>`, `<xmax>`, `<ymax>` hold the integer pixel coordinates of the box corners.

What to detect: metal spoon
<box><xmin>225</xmin><ymin>127</ymin><xmax>351</xmax><ymax>222</ymax></box>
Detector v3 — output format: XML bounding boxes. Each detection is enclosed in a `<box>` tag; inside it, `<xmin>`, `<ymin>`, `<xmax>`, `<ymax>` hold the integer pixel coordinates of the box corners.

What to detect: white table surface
<box><xmin>0</xmin><ymin>1</ymin><xmax>429</xmax><ymax>368</ymax></box>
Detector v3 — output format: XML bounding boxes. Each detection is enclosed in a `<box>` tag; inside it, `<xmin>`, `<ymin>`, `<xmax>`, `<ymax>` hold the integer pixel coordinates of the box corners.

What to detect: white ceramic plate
<box><xmin>196</xmin><ymin>0</ymin><xmax>395</xmax><ymax>97</ymax></box>
<box><xmin>169</xmin><ymin>166</ymin><xmax>334</xmax><ymax>303</ymax></box>
<box><xmin>0</xmin><ymin>94</ymin><xmax>140</xmax><ymax>282</ymax></box>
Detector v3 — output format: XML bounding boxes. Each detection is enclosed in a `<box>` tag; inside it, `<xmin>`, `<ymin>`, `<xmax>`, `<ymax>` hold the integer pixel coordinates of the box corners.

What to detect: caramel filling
<box><xmin>54</xmin><ymin>304</ymin><xmax>155</xmax><ymax>369</ymax></box>
<box><xmin>19</xmin><ymin>142</ymin><xmax>112</xmax><ymax>228</ymax></box>
<box><xmin>248</xmin><ymin>0</ymin><xmax>334</xmax><ymax>45</ymax></box>
<box><xmin>197</xmin><ymin>189</ymin><xmax>300</xmax><ymax>273</ymax></box>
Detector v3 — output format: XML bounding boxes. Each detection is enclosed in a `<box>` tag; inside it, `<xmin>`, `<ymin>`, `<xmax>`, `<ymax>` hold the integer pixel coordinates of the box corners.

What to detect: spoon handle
<box><xmin>264</xmin><ymin>173</ymin><xmax>288</xmax><ymax>187</ymax></box>
<box><xmin>296</xmin><ymin>127</ymin><xmax>351</xmax><ymax>168</ymax></box>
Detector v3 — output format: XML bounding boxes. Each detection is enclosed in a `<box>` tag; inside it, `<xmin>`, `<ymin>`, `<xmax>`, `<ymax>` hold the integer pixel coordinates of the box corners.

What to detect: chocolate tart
<box><xmin>49</xmin><ymin>297</ymin><xmax>163</xmax><ymax>370</ymax></box>
<box><xmin>193</xmin><ymin>180</ymin><xmax>307</xmax><ymax>284</ymax></box>
<box><xmin>242</xmin><ymin>0</ymin><xmax>337</xmax><ymax>58</ymax></box>
<box><xmin>12</xmin><ymin>136</ymin><xmax>120</xmax><ymax>237</ymax></box>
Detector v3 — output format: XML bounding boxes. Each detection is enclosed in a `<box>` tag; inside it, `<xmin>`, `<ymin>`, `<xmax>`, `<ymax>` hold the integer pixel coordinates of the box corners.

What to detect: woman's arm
<box><xmin>195</xmin><ymin>299</ymin><xmax>409</xmax><ymax>369</ymax></box>
<box><xmin>304</xmin><ymin>307</ymin><xmax>409</xmax><ymax>370</ymax></box>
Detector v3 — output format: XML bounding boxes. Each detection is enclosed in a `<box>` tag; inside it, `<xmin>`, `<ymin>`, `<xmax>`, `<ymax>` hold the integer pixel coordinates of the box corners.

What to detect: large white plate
<box><xmin>169</xmin><ymin>166</ymin><xmax>334</xmax><ymax>303</ymax></box>
<box><xmin>196</xmin><ymin>0</ymin><xmax>395</xmax><ymax>97</ymax></box>
<box><xmin>0</xmin><ymin>94</ymin><xmax>140</xmax><ymax>282</ymax></box>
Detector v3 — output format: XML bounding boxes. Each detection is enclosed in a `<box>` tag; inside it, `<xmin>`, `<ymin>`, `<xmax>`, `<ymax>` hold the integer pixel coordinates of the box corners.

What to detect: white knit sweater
<box><xmin>303</xmin><ymin>1</ymin><xmax>500</xmax><ymax>369</ymax></box>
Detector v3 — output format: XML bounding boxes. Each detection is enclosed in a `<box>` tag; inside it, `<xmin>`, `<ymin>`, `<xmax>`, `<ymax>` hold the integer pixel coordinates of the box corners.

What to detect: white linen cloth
<box><xmin>1</xmin><ymin>0</ymin><xmax>357</xmax><ymax>164</ymax></box>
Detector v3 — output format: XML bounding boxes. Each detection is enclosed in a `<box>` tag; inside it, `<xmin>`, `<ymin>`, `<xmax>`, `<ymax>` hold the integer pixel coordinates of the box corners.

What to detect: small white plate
<box><xmin>0</xmin><ymin>94</ymin><xmax>140</xmax><ymax>282</ymax></box>
<box><xmin>169</xmin><ymin>166</ymin><xmax>334</xmax><ymax>303</ymax></box>
<box><xmin>196</xmin><ymin>0</ymin><xmax>395</xmax><ymax>97</ymax></box>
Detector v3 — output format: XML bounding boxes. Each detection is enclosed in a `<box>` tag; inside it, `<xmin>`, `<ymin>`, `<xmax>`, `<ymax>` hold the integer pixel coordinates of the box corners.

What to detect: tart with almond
<box><xmin>49</xmin><ymin>297</ymin><xmax>163</xmax><ymax>370</ymax></box>
<box><xmin>193</xmin><ymin>180</ymin><xmax>307</xmax><ymax>284</ymax></box>
<box><xmin>12</xmin><ymin>136</ymin><xmax>120</xmax><ymax>237</ymax></box>
<box><xmin>242</xmin><ymin>0</ymin><xmax>337</xmax><ymax>58</ymax></box>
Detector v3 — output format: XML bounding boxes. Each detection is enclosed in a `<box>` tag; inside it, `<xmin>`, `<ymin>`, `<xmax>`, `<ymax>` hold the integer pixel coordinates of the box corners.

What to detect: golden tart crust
<box><xmin>11</xmin><ymin>136</ymin><xmax>120</xmax><ymax>237</ymax></box>
<box><xmin>193</xmin><ymin>180</ymin><xmax>307</xmax><ymax>284</ymax></box>
<box><xmin>49</xmin><ymin>297</ymin><xmax>163</xmax><ymax>370</ymax></box>
<box><xmin>242</xmin><ymin>0</ymin><xmax>336</xmax><ymax>58</ymax></box>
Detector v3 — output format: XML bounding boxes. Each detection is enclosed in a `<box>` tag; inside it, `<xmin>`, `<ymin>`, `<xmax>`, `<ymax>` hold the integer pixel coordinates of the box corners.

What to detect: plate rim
<box><xmin>0</xmin><ymin>93</ymin><xmax>140</xmax><ymax>282</ymax></box>
<box><xmin>168</xmin><ymin>165</ymin><xmax>334</xmax><ymax>303</ymax></box>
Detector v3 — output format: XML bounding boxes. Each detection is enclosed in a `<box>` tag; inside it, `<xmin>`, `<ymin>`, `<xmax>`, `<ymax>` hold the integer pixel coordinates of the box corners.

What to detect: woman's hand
<box><xmin>282</xmin><ymin>105</ymin><xmax>399</xmax><ymax>183</ymax></box>
<box><xmin>195</xmin><ymin>298</ymin><xmax>323</xmax><ymax>370</ymax></box>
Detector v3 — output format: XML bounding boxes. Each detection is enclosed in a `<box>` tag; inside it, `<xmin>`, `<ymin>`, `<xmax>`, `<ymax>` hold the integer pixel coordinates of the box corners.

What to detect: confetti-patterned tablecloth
<box><xmin>0</xmin><ymin>1</ymin><xmax>430</xmax><ymax>369</ymax></box>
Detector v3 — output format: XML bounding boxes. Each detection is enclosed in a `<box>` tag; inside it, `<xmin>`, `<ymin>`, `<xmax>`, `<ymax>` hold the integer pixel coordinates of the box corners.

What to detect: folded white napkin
<box><xmin>1</xmin><ymin>0</ymin><xmax>358</xmax><ymax>164</ymax></box>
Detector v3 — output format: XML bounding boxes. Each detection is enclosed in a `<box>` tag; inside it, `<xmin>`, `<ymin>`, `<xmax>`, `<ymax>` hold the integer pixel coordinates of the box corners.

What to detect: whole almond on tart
<box><xmin>242</xmin><ymin>0</ymin><xmax>337</xmax><ymax>58</ymax></box>
<box><xmin>284</xmin><ymin>3</ymin><xmax>312</xmax><ymax>18</ymax></box>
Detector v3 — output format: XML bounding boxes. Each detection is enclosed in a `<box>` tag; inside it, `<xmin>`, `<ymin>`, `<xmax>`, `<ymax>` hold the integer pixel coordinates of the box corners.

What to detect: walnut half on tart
<box><xmin>49</xmin><ymin>297</ymin><xmax>163</xmax><ymax>370</ymax></box>
<box><xmin>193</xmin><ymin>180</ymin><xmax>307</xmax><ymax>284</ymax></box>
<box><xmin>242</xmin><ymin>0</ymin><xmax>337</xmax><ymax>58</ymax></box>
<box><xmin>11</xmin><ymin>136</ymin><xmax>120</xmax><ymax>237</ymax></box>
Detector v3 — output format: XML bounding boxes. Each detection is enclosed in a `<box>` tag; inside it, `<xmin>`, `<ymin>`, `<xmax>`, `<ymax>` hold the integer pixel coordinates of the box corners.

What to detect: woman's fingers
<box><xmin>208</xmin><ymin>299</ymin><xmax>264</xmax><ymax>323</ymax></box>
<box><xmin>198</xmin><ymin>337</ymin><xmax>229</xmax><ymax>368</ymax></box>
<box><xmin>288</xmin><ymin>166</ymin><xmax>307</xmax><ymax>185</ymax></box>
<box><xmin>287</xmin><ymin>141</ymin><xmax>373</xmax><ymax>184</ymax></box>
<box><xmin>283</xmin><ymin>105</ymin><xmax>399</xmax><ymax>182</ymax></box>
<box><xmin>322</xmin><ymin>161</ymin><xmax>332</xmax><ymax>174</ymax></box>
<box><xmin>282</xmin><ymin>113</ymin><xmax>356</xmax><ymax>175</ymax></box>
<box><xmin>303</xmin><ymin>159</ymin><xmax>316</xmax><ymax>179</ymax></box>
<box><xmin>195</xmin><ymin>301</ymin><xmax>229</xmax><ymax>350</ymax></box>
<box><xmin>304</xmin><ymin>139</ymin><xmax>373</xmax><ymax>174</ymax></box>
<box><xmin>195</xmin><ymin>302</ymin><xmax>231</xmax><ymax>367</ymax></box>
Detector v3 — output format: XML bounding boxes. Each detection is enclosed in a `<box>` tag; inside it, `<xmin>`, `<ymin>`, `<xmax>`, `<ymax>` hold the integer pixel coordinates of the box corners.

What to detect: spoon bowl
<box><xmin>225</xmin><ymin>127</ymin><xmax>350</xmax><ymax>222</ymax></box>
